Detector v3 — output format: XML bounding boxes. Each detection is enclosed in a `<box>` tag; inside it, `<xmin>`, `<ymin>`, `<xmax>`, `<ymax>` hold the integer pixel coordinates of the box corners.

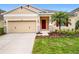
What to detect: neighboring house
<box><xmin>69</xmin><ymin>8</ymin><xmax>79</xmax><ymax>30</ymax></box>
<box><xmin>2</xmin><ymin>5</ymin><xmax>79</xmax><ymax>33</ymax></box>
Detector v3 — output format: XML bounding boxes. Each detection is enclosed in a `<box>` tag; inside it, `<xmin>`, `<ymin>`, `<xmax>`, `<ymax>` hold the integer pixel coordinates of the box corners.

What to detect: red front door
<box><xmin>42</xmin><ymin>20</ymin><xmax>46</xmax><ymax>29</ymax></box>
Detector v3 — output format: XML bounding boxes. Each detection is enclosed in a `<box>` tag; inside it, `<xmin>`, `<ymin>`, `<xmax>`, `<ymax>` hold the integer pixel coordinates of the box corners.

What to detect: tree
<box><xmin>51</xmin><ymin>12</ymin><xmax>70</xmax><ymax>30</ymax></box>
<box><xmin>0</xmin><ymin>9</ymin><xmax>6</xmax><ymax>14</ymax></box>
<box><xmin>0</xmin><ymin>9</ymin><xmax>6</xmax><ymax>20</ymax></box>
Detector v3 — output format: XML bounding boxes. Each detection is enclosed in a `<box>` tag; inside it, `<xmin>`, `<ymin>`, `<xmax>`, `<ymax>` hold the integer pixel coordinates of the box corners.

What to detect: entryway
<box><xmin>40</xmin><ymin>16</ymin><xmax>49</xmax><ymax>30</ymax></box>
<box><xmin>39</xmin><ymin>16</ymin><xmax>49</xmax><ymax>36</ymax></box>
<box><xmin>42</xmin><ymin>20</ymin><xmax>46</xmax><ymax>29</ymax></box>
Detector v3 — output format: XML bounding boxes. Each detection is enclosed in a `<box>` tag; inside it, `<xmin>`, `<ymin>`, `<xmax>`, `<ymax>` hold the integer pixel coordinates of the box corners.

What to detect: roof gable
<box><xmin>2</xmin><ymin>5</ymin><xmax>58</xmax><ymax>15</ymax></box>
<box><xmin>24</xmin><ymin>5</ymin><xmax>43</xmax><ymax>13</ymax></box>
<box><xmin>2</xmin><ymin>6</ymin><xmax>38</xmax><ymax>15</ymax></box>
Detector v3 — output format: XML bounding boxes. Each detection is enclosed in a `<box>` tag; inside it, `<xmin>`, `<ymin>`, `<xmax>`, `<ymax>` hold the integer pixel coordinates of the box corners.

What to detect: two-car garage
<box><xmin>8</xmin><ymin>21</ymin><xmax>36</xmax><ymax>33</ymax></box>
<box><xmin>3</xmin><ymin>6</ymin><xmax>39</xmax><ymax>33</ymax></box>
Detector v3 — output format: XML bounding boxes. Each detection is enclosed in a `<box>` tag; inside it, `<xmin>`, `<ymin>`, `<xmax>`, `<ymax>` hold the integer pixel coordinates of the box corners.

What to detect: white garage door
<box><xmin>8</xmin><ymin>21</ymin><xmax>36</xmax><ymax>33</ymax></box>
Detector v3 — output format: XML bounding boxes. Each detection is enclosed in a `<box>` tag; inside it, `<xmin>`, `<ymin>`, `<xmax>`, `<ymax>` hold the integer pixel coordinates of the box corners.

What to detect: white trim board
<box><xmin>5</xmin><ymin>19</ymin><xmax>36</xmax><ymax>21</ymax></box>
<box><xmin>4</xmin><ymin>14</ymin><xmax>38</xmax><ymax>17</ymax></box>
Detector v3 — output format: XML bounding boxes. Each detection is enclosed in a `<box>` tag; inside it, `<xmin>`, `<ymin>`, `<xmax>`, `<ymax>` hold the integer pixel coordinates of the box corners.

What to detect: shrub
<box><xmin>75</xmin><ymin>20</ymin><xmax>79</xmax><ymax>30</ymax></box>
<box><xmin>75</xmin><ymin>30</ymin><xmax>79</xmax><ymax>33</ymax></box>
<box><xmin>0</xmin><ymin>28</ymin><xmax>4</xmax><ymax>35</ymax></box>
<box><xmin>58</xmin><ymin>29</ymin><xmax>76</xmax><ymax>35</ymax></box>
<box><xmin>55</xmin><ymin>29</ymin><xmax>58</xmax><ymax>32</ymax></box>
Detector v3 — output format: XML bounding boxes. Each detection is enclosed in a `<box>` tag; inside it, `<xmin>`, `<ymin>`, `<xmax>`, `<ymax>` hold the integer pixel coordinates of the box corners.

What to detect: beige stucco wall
<box><xmin>4</xmin><ymin>7</ymin><xmax>39</xmax><ymax>21</ymax></box>
<box><xmin>4</xmin><ymin>8</ymin><xmax>38</xmax><ymax>21</ymax></box>
<box><xmin>50</xmin><ymin>16</ymin><xmax>79</xmax><ymax>31</ymax></box>
<box><xmin>6</xmin><ymin>7</ymin><xmax>36</xmax><ymax>14</ymax></box>
<box><xmin>4</xmin><ymin>16</ymin><xmax>38</xmax><ymax>21</ymax></box>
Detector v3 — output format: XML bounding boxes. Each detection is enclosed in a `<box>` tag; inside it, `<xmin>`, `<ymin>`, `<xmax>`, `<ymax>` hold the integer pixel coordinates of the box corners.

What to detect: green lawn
<box><xmin>32</xmin><ymin>37</ymin><xmax>79</xmax><ymax>54</ymax></box>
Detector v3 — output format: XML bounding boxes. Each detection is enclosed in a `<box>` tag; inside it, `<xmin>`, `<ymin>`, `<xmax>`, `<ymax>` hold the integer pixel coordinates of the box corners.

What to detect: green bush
<box><xmin>0</xmin><ymin>28</ymin><xmax>4</xmax><ymax>35</ymax></box>
<box><xmin>75</xmin><ymin>29</ymin><xmax>79</xmax><ymax>34</ymax></box>
<box><xmin>58</xmin><ymin>29</ymin><xmax>76</xmax><ymax>35</ymax></box>
<box><xmin>75</xmin><ymin>20</ymin><xmax>79</xmax><ymax>30</ymax></box>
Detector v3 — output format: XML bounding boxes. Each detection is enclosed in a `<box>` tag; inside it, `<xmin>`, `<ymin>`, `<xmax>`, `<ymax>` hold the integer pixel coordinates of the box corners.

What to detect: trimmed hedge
<box><xmin>55</xmin><ymin>29</ymin><xmax>79</xmax><ymax>37</ymax></box>
<box><xmin>0</xmin><ymin>28</ymin><xmax>4</xmax><ymax>35</ymax></box>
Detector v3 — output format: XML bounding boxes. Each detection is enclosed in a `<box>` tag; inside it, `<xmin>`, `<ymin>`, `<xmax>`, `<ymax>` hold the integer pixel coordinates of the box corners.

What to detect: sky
<box><xmin>0</xmin><ymin>4</ymin><xmax>79</xmax><ymax>12</ymax></box>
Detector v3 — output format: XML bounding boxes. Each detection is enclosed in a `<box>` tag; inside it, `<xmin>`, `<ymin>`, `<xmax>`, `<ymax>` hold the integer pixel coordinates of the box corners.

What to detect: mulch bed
<box><xmin>49</xmin><ymin>32</ymin><xmax>64</xmax><ymax>38</ymax></box>
<box><xmin>36</xmin><ymin>32</ymin><xmax>79</xmax><ymax>38</ymax></box>
<box><xmin>49</xmin><ymin>32</ymin><xmax>79</xmax><ymax>38</ymax></box>
<box><xmin>36</xmin><ymin>32</ymin><xmax>64</xmax><ymax>38</ymax></box>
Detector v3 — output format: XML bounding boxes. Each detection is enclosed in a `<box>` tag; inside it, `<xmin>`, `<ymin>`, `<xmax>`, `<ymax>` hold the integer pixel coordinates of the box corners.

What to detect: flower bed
<box><xmin>49</xmin><ymin>30</ymin><xmax>79</xmax><ymax>38</ymax></box>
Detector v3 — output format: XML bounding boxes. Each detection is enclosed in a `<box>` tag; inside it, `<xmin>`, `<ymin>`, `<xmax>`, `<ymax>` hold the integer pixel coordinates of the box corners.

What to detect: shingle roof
<box><xmin>25</xmin><ymin>5</ymin><xmax>59</xmax><ymax>13</ymax></box>
<box><xmin>69</xmin><ymin>8</ymin><xmax>79</xmax><ymax>17</ymax></box>
<box><xmin>40</xmin><ymin>9</ymin><xmax>58</xmax><ymax>12</ymax></box>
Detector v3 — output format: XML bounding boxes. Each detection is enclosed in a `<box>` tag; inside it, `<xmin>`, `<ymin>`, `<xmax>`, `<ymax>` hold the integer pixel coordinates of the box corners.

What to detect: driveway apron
<box><xmin>0</xmin><ymin>33</ymin><xmax>36</xmax><ymax>54</ymax></box>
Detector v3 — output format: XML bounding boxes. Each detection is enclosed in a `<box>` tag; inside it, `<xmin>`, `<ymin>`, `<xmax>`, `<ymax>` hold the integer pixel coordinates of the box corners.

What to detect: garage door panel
<box><xmin>8</xmin><ymin>21</ymin><xmax>36</xmax><ymax>33</ymax></box>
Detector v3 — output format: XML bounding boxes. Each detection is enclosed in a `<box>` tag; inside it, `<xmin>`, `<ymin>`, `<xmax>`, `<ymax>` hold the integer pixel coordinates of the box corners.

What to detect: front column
<box><xmin>3</xmin><ymin>17</ymin><xmax>8</xmax><ymax>33</ymax></box>
<box><xmin>36</xmin><ymin>16</ymin><xmax>40</xmax><ymax>33</ymax></box>
<box><xmin>5</xmin><ymin>20</ymin><xmax>8</xmax><ymax>33</ymax></box>
<box><xmin>49</xmin><ymin>16</ymin><xmax>52</xmax><ymax>32</ymax></box>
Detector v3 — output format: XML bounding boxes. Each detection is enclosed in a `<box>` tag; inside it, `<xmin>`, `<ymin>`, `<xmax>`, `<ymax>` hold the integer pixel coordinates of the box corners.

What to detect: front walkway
<box><xmin>0</xmin><ymin>33</ymin><xmax>36</xmax><ymax>54</ymax></box>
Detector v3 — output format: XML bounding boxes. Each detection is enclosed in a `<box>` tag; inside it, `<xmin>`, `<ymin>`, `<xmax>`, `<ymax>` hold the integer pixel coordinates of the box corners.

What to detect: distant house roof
<box><xmin>69</xmin><ymin>8</ymin><xmax>79</xmax><ymax>17</ymax></box>
<box><xmin>71</xmin><ymin>8</ymin><xmax>79</xmax><ymax>13</ymax></box>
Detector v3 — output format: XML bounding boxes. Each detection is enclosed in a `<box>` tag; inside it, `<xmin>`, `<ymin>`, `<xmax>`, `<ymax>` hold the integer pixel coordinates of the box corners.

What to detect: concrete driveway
<box><xmin>0</xmin><ymin>33</ymin><xmax>36</xmax><ymax>54</ymax></box>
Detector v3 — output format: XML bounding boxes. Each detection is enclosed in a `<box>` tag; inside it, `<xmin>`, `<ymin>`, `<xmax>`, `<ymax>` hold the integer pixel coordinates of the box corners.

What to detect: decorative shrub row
<box><xmin>49</xmin><ymin>29</ymin><xmax>79</xmax><ymax>37</ymax></box>
<box><xmin>0</xmin><ymin>28</ymin><xmax>4</xmax><ymax>35</ymax></box>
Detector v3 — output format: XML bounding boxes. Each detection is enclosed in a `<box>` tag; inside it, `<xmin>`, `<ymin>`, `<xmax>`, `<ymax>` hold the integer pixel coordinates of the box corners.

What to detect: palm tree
<box><xmin>51</xmin><ymin>12</ymin><xmax>70</xmax><ymax>30</ymax></box>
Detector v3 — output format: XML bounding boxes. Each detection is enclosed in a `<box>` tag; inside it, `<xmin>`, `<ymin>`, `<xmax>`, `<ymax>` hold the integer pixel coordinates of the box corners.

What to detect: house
<box><xmin>2</xmin><ymin>5</ymin><xmax>79</xmax><ymax>33</ymax></box>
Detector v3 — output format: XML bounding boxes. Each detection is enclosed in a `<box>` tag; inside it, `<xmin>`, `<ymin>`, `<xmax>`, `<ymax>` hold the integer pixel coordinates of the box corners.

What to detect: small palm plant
<box><xmin>51</xmin><ymin>12</ymin><xmax>71</xmax><ymax>30</ymax></box>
